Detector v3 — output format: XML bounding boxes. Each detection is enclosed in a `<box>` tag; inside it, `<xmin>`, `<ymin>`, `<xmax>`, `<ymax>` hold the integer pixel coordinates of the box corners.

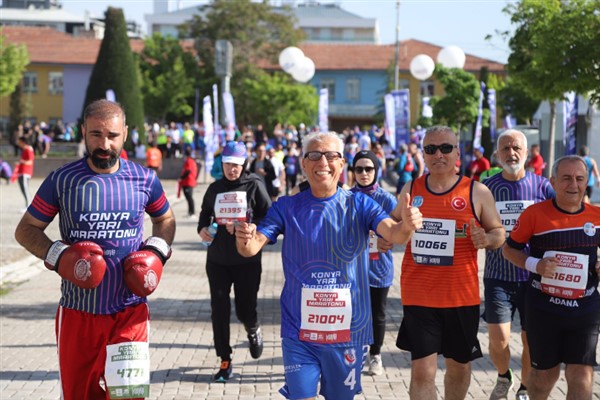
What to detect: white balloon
<box><xmin>437</xmin><ymin>45</ymin><xmax>466</xmax><ymax>69</ymax></box>
<box><xmin>409</xmin><ymin>54</ymin><xmax>435</xmax><ymax>81</ymax></box>
<box><xmin>279</xmin><ymin>46</ymin><xmax>305</xmax><ymax>73</ymax></box>
<box><xmin>291</xmin><ymin>57</ymin><xmax>315</xmax><ymax>83</ymax></box>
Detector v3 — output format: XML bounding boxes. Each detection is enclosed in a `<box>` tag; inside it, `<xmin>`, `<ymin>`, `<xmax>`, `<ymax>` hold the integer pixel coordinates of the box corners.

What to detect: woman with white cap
<box><xmin>197</xmin><ymin>141</ymin><xmax>272</xmax><ymax>382</ymax></box>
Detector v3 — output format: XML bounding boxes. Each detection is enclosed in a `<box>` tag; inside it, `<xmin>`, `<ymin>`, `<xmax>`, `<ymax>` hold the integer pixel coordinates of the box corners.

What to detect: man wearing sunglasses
<box><xmin>396</xmin><ymin>125</ymin><xmax>505</xmax><ymax>399</ymax></box>
<box><xmin>234</xmin><ymin>131</ymin><xmax>423</xmax><ymax>400</ymax></box>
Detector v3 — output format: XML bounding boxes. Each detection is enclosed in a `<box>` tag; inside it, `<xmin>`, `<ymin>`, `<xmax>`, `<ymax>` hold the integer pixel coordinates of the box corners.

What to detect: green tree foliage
<box><xmin>137</xmin><ymin>33</ymin><xmax>201</xmax><ymax>122</ymax></box>
<box><xmin>429</xmin><ymin>65</ymin><xmax>480</xmax><ymax>134</ymax></box>
<box><xmin>183</xmin><ymin>0</ymin><xmax>305</xmax><ymax>126</ymax></box>
<box><xmin>503</xmin><ymin>0</ymin><xmax>600</xmax><ymax>167</ymax></box>
<box><xmin>241</xmin><ymin>71</ymin><xmax>317</xmax><ymax>129</ymax></box>
<box><xmin>83</xmin><ymin>7</ymin><xmax>144</xmax><ymax>147</ymax></box>
<box><xmin>497</xmin><ymin>77</ymin><xmax>542</xmax><ymax>125</ymax></box>
<box><xmin>0</xmin><ymin>33</ymin><xmax>29</xmax><ymax>98</ymax></box>
<box><xmin>8</xmin><ymin>83</ymin><xmax>24</xmax><ymax>137</ymax></box>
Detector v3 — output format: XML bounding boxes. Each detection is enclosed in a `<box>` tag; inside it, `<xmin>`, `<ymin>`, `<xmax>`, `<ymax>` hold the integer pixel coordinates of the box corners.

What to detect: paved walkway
<box><xmin>1</xmin><ymin>178</ymin><xmax>598</xmax><ymax>399</ymax></box>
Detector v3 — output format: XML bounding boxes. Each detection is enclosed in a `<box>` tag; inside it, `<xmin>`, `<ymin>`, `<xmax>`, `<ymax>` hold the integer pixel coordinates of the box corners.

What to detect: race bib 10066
<box><xmin>411</xmin><ymin>218</ymin><xmax>456</xmax><ymax>266</ymax></box>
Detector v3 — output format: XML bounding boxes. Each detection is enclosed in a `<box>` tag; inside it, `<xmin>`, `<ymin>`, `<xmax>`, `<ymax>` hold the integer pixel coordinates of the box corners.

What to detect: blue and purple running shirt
<box><xmin>257</xmin><ymin>188</ymin><xmax>388</xmax><ymax>347</ymax></box>
<box><xmin>483</xmin><ymin>171</ymin><xmax>555</xmax><ymax>282</ymax></box>
<box><xmin>28</xmin><ymin>157</ymin><xmax>171</xmax><ymax>314</ymax></box>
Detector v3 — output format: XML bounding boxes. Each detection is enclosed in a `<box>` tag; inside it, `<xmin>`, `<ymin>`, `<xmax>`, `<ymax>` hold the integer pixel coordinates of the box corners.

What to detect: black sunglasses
<box><xmin>423</xmin><ymin>144</ymin><xmax>457</xmax><ymax>155</ymax></box>
<box><xmin>355</xmin><ymin>166</ymin><xmax>375</xmax><ymax>174</ymax></box>
<box><xmin>304</xmin><ymin>151</ymin><xmax>343</xmax><ymax>161</ymax></box>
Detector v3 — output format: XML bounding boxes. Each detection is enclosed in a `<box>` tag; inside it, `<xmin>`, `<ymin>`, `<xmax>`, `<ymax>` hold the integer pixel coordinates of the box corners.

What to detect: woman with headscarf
<box><xmin>197</xmin><ymin>141</ymin><xmax>272</xmax><ymax>382</ymax></box>
<box><xmin>351</xmin><ymin>150</ymin><xmax>398</xmax><ymax>376</ymax></box>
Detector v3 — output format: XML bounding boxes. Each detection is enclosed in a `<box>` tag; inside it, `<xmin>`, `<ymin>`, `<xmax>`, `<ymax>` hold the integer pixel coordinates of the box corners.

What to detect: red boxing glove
<box><xmin>44</xmin><ymin>241</ymin><xmax>106</xmax><ymax>289</ymax></box>
<box><xmin>123</xmin><ymin>250</ymin><xmax>163</xmax><ymax>297</ymax></box>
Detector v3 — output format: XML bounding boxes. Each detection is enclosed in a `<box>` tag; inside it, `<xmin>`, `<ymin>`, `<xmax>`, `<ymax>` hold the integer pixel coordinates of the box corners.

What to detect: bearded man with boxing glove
<box><xmin>15</xmin><ymin>100</ymin><xmax>175</xmax><ymax>400</ymax></box>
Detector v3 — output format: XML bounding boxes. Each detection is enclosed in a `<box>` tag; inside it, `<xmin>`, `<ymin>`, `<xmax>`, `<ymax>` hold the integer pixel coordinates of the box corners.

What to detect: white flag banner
<box><xmin>384</xmin><ymin>93</ymin><xmax>396</xmax><ymax>150</ymax></box>
<box><xmin>212</xmin><ymin>84</ymin><xmax>221</xmax><ymax>142</ymax></box>
<box><xmin>203</xmin><ymin>96</ymin><xmax>216</xmax><ymax>173</ymax></box>
<box><xmin>488</xmin><ymin>89</ymin><xmax>497</xmax><ymax>142</ymax></box>
<box><xmin>421</xmin><ymin>96</ymin><xmax>433</xmax><ymax>118</ymax></box>
<box><xmin>222</xmin><ymin>91</ymin><xmax>236</xmax><ymax>141</ymax></box>
<box><xmin>318</xmin><ymin>88</ymin><xmax>329</xmax><ymax>132</ymax></box>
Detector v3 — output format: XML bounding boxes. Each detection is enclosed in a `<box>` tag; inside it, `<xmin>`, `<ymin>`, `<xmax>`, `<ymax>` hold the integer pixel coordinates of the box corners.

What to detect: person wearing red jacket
<box><xmin>180</xmin><ymin>146</ymin><xmax>198</xmax><ymax>219</ymax></box>
<box><xmin>526</xmin><ymin>144</ymin><xmax>546</xmax><ymax>176</ymax></box>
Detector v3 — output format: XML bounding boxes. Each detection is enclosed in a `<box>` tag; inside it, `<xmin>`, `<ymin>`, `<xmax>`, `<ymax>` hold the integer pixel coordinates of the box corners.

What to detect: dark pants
<box><xmin>370</xmin><ymin>286</ymin><xmax>390</xmax><ymax>355</ymax></box>
<box><xmin>18</xmin><ymin>175</ymin><xmax>31</xmax><ymax>207</ymax></box>
<box><xmin>182</xmin><ymin>186</ymin><xmax>195</xmax><ymax>215</ymax></box>
<box><xmin>206</xmin><ymin>260</ymin><xmax>262</xmax><ymax>360</ymax></box>
<box><xmin>285</xmin><ymin>174</ymin><xmax>297</xmax><ymax>196</ymax></box>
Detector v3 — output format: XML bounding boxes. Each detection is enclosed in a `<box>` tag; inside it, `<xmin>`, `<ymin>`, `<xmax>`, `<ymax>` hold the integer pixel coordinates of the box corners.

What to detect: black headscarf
<box><xmin>352</xmin><ymin>150</ymin><xmax>379</xmax><ymax>188</ymax></box>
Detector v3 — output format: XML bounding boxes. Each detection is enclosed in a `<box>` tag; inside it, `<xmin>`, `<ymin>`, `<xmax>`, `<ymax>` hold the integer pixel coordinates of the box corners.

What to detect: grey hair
<box><xmin>424</xmin><ymin>125</ymin><xmax>458</xmax><ymax>142</ymax></box>
<box><xmin>496</xmin><ymin>129</ymin><xmax>527</xmax><ymax>150</ymax></box>
<box><xmin>302</xmin><ymin>131</ymin><xmax>344</xmax><ymax>155</ymax></box>
<box><xmin>551</xmin><ymin>155</ymin><xmax>588</xmax><ymax>179</ymax></box>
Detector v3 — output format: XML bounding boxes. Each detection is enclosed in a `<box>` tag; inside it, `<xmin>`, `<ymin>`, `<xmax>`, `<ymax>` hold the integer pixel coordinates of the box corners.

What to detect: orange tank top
<box><xmin>401</xmin><ymin>175</ymin><xmax>480</xmax><ymax>307</ymax></box>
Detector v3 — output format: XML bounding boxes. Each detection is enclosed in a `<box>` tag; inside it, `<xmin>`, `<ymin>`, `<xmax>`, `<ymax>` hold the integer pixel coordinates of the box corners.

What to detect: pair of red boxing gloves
<box><xmin>44</xmin><ymin>237</ymin><xmax>171</xmax><ymax>297</ymax></box>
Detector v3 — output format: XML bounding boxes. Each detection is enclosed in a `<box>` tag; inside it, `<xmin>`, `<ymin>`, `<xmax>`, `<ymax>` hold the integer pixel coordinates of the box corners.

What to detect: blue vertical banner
<box><xmin>203</xmin><ymin>96</ymin><xmax>216</xmax><ymax>174</ymax></box>
<box><xmin>563</xmin><ymin>92</ymin><xmax>578</xmax><ymax>155</ymax></box>
<box><xmin>473</xmin><ymin>81</ymin><xmax>485</xmax><ymax>149</ymax></box>
<box><xmin>488</xmin><ymin>88</ymin><xmax>496</xmax><ymax>142</ymax></box>
<box><xmin>222</xmin><ymin>91</ymin><xmax>236</xmax><ymax>142</ymax></box>
<box><xmin>392</xmin><ymin>89</ymin><xmax>410</xmax><ymax>147</ymax></box>
<box><xmin>318</xmin><ymin>88</ymin><xmax>329</xmax><ymax>132</ymax></box>
<box><xmin>384</xmin><ymin>93</ymin><xmax>396</xmax><ymax>150</ymax></box>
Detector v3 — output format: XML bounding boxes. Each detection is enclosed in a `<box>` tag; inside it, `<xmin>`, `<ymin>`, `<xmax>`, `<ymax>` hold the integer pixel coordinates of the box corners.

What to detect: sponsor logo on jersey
<box><xmin>412</xmin><ymin>195</ymin><xmax>424</xmax><ymax>208</ymax></box>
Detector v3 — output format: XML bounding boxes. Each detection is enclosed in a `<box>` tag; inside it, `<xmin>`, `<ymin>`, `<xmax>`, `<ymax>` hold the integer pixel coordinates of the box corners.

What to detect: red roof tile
<box><xmin>261</xmin><ymin>40</ymin><xmax>504</xmax><ymax>72</ymax></box>
<box><xmin>1</xmin><ymin>26</ymin><xmax>101</xmax><ymax>64</ymax></box>
<box><xmin>2</xmin><ymin>26</ymin><xmax>503</xmax><ymax>73</ymax></box>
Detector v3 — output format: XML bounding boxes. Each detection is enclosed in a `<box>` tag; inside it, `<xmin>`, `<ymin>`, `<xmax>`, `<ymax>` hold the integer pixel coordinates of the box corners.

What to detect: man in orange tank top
<box><xmin>395</xmin><ymin>126</ymin><xmax>505</xmax><ymax>399</ymax></box>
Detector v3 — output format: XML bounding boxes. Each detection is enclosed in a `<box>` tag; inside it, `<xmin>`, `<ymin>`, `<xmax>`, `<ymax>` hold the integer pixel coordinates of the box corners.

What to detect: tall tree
<box><xmin>137</xmin><ymin>33</ymin><xmax>201</xmax><ymax>122</ymax></box>
<box><xmin>0</xmin><ymin>33</ymin><xmax>29</xmax><ymax>98</ymax></box>
<box><xmin>183</xmin><ymin>0</ymin><xmax>305</xmax><ymax>127</ymax></box>
<box><xmin>241</xmin><ymin>71</ymin><xmax>317</xmax><ymax>129</ymax></box>
<box><xmin>503</xmin><ymin>0</ymin><xmax>600</xmax><ymax>168</ymax></box>
<box><xmin>83</xmin><ymin>7</ymin><xmax>144</xmax><ymax>146</ymax></box>
<box><xmin>429</xmin><ymin>65</ymin><xmax>480</xmax><ymax>135</ymax></box>
<box><xmin>496</xmin><ymin>77</ymin><xmax>542</xmax><ymax>125</ymax></box>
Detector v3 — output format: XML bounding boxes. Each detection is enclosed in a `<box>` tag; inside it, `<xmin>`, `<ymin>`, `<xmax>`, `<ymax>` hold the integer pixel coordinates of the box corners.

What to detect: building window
<box><xmin>346</xmin><ymin>78</ymin><xmax>360</xmax><ymax>102</ymax></box>
<box><xmin>48</xmin><ymin>72</ymin><xmax>64</xmax><ymax>95</ymax></box>
<box><xmin>320</xmin><ymin>79</ymin><xmax>335</xmax><ymax>101</ymax></box>
<box><xmin>420</xmin><ymin>81</ymin><xmax>435</xmax><ymax>97</ymax></box>
<box><xmin>23</xmin><ymin>72</ymin><xmax>38</xmax><ymax>93</ymax></box>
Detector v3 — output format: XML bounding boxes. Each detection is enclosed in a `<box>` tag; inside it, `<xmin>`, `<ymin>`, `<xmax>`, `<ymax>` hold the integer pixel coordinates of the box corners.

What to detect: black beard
<box><xmin>90</xmin><ymin>149</ymin><xmax>119</xmax><ymax>170</ymax></box>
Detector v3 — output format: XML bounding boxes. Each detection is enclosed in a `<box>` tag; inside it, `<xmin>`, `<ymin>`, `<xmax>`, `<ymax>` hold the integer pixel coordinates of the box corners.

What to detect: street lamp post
<box><xmin>394</xmin><ymin>0</ymin><xmax>400</xmax><ymax>91</ymax></box>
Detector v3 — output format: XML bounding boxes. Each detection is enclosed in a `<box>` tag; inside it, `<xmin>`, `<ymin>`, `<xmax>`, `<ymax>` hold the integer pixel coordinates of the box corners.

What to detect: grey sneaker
<box><xmin>368</xmin><ymin>354</ymin><xmax>383</xmax><ymax>376</ymax></box>
<box><xmin>490</xmin><ymin>369</ymin><xmax>514</xmax><ymax>400</ymax></box>
<box><xmin>515</xmin><ymin>389</ymin><xmax>529</xmax><ymax>400</ymax></box>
